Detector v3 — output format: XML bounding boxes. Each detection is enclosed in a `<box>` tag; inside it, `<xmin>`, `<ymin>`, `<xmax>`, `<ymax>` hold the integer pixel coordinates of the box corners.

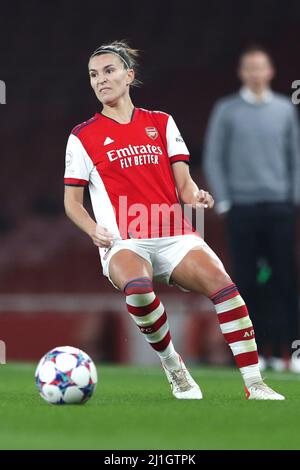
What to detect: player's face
<box><xmin>88</xmin><ymin>54</ymin><xmax>134</xmax><ymax>105</ymax></box>
<box><xmin>238</xmin><ymin>52</ymin><xmax>274</xmax><ymax>92</ymax></box>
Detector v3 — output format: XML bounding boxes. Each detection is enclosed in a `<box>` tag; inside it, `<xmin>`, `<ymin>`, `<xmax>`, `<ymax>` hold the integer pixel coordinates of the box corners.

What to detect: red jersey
<box><xmin>64</xmin><ymin>107</ymin><xmax>196</xmax><ymax>239</ymax></box>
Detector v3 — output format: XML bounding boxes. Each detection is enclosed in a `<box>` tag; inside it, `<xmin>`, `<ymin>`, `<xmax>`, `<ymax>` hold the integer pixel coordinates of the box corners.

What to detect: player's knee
<box><xmin>211</xmin><ymin>268</ymin><xmax>232</xmax><ymax>290</ymax></box>
<box><xmin>123</xmin><ymin>276</ymin><xmax>153</xmax><ymax>296</ymax></box>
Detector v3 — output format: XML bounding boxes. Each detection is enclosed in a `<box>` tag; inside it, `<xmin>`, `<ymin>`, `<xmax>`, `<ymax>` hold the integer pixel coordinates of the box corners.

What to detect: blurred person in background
<box><xmin>203</xmin><ymin>45</ymin><xmax>300</xmax><ymax>372</ymax></box>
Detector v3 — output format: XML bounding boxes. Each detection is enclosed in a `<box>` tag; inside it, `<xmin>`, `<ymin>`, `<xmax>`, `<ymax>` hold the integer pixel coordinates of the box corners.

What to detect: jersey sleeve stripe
<box><xmin>169</xmin><ymin>154</ymin><xmax>190</xmax><ymax>165</ymax></box>
<box><xmin>64</xmin><ymin>178</ymin><xmax>89</xmax><ymax>186</ymax></box>
<box><xmin>71</xmin><ymin>115</ymin><xmax>99</xmax><ymax>136</ymax></box>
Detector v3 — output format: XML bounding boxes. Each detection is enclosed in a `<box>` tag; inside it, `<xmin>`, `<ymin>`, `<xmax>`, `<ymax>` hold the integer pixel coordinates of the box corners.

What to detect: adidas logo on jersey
<box><xmin>104</xmin><ymin>137</ymin><xmax>114</xmax><ymax>145</ymax></box>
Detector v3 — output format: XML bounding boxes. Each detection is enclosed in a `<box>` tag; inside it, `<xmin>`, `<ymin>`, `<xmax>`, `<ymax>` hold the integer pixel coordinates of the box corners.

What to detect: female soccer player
<box><xmin>64</xmin><ymin>40</ymin><xmax>284</xmax><ymax>400</ymax></box>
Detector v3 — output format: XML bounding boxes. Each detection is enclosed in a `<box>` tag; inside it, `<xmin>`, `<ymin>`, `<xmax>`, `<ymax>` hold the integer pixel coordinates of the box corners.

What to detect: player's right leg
<box><xmin>108</xmin><ymin>249</ymin><xmax>202</xmax><ymax>399</ymax></box>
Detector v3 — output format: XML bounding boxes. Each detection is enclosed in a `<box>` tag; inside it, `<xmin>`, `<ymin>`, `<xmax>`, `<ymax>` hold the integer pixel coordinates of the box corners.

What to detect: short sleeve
<box><xmin>64</xmin><ymin>134</ymin><xmax>93</xmax><ymax>186</ymax></box>
<box><xmin>166</xmin><ymin>115</ymin><xmax>190</xmax><ymax>164</ymax></box>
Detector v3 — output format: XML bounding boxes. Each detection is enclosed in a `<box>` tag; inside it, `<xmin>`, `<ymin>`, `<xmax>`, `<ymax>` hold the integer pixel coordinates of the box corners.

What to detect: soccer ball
<box><xmin>35</xmin><ymin>346</ymin><xmax>98</xmax><ymax>404</ymax></box>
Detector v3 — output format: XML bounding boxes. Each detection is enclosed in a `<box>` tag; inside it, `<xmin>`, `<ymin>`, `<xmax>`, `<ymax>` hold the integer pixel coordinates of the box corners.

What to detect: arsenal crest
<box><xmin>145</xmin><ymin>126</ymin><xmax>158</xmax><ymax>140</ymax></box>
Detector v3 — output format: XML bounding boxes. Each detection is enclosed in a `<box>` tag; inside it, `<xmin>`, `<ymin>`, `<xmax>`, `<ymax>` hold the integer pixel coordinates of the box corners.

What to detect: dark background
<box><xmin>0</xmin><ymin>0</ymin><xmax>299</xmax><ymax>291</ymax></box>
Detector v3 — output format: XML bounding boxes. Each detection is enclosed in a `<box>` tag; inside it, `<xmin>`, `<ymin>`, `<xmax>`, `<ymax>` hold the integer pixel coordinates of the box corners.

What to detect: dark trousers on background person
<box><xmin>226</xmin><ymin>202</ymin><xmax>299</xmax><ymax>358</ymax></box>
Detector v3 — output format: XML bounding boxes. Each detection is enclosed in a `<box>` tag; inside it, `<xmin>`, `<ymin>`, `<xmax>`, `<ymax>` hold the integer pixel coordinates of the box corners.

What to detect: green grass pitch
<box><xmin>0</xmin><ymin>363</ymin><xmax>299</xmax><ymax>450</ymax></box>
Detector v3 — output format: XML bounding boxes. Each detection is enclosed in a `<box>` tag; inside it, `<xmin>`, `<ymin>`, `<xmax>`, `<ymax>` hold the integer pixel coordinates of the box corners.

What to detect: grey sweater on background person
<box><xmin>203</xmin><ymin>92</ymin><xmax>300</xmax><ymax>211</ymax></box>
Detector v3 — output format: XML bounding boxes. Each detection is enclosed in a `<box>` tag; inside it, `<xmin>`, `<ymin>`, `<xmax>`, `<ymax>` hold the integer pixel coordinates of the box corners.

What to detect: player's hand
<box><xmin>90</xmin><ymin>224</ymin><xmax>114</xmax><ymax>248</ymax></box>
<box><xmin>191</xmin><ymin>190</ymin><xmax>214</xmax><ymax>210</ymax></box>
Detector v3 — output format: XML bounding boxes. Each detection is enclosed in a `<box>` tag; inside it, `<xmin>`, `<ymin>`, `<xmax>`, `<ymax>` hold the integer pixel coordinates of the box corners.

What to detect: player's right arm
<box><xmin>64</xmin><ymin>133</ymin><xmax>113</xmax><ymax>248</ymax></box>
<box><xmin>64</xmin><ymin>185</ymin><xmax>94</xmax><ymax>240</ymax></box>
<box><xmin>64</xmin><ymin>186</ymin><xmax>113</xmax><ymax>248</ymax></box>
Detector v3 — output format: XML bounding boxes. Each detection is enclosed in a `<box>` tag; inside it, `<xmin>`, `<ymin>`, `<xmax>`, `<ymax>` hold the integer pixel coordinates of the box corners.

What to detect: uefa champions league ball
<box><xmin>35</xmin><ymin>346</ymin><xmax>98</xmax><ymax>404</ymax></box>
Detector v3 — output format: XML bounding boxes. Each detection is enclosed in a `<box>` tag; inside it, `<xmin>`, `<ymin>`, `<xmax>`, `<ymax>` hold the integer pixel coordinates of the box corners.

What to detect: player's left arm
<box><xmin>165</xmin><ymin>114</ymin><xmax>214</xmax><ymax>208</ymax></box>
<box><xmin>172</xmin><ymin>162</ymin><xmax>214</xmax><ymax>209</ymax></box>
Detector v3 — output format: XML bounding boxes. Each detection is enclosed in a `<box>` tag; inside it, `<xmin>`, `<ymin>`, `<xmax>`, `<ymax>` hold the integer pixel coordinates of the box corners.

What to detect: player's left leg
<box><xmin>170</xmin><ymin>243</ymin><xmax>285</xmax><ymax>400</ymax></box>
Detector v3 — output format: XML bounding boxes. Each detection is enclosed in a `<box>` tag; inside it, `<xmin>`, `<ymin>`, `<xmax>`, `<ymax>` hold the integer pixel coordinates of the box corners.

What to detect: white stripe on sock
<box><xmin>129</xmin><ymin>303</ymin><xmax>164</xmax><ymax>326</ymax></box>
<box><xmin>230</xmin><ymin>339</ymin><xmax>257</xmax><ymax>356</ymax></box>
<box><xmin>215</xmin><ymin>295</ymin><xmax>245</xmax><ymax>314</ymax></box>
<box><xmin>146</xmin><ymin>322</ymin><xmax>169</xmax><ymax>344</ymax></box>
<box><xmin>126</xmin><ymin>292</ymin><xmax>156</xmax><ymax>307</ymax></box>
<box><xmin>219</xmin><ymin>316</ymin><xmax>253</xmax><ymax>334</ymax></box>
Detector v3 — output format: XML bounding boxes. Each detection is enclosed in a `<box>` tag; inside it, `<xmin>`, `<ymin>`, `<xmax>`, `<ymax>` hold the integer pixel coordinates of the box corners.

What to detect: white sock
<box><xmin>159</xmin><ymin>342</ymin><xmax>181</xmax><ymax>370</ymax></box>
<box><xmin>240</xmin><ymin>364</ymin><xmax>262</xmax><ymax>387</ymax></box>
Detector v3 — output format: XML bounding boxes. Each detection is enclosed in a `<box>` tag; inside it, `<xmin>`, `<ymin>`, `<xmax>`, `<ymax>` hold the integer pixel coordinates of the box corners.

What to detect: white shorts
<box><xmin>99</xmin><ymin>234</ymin><xmax>207</xmax><ymax>291</ymax></box>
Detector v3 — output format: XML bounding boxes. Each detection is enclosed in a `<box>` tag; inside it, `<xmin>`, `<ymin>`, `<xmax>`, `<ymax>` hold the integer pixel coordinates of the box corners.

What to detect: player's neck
<box><xmin>102</xmin><ymin>97</ymin><xmax>135</xmax><ymax>124</ymax></box>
